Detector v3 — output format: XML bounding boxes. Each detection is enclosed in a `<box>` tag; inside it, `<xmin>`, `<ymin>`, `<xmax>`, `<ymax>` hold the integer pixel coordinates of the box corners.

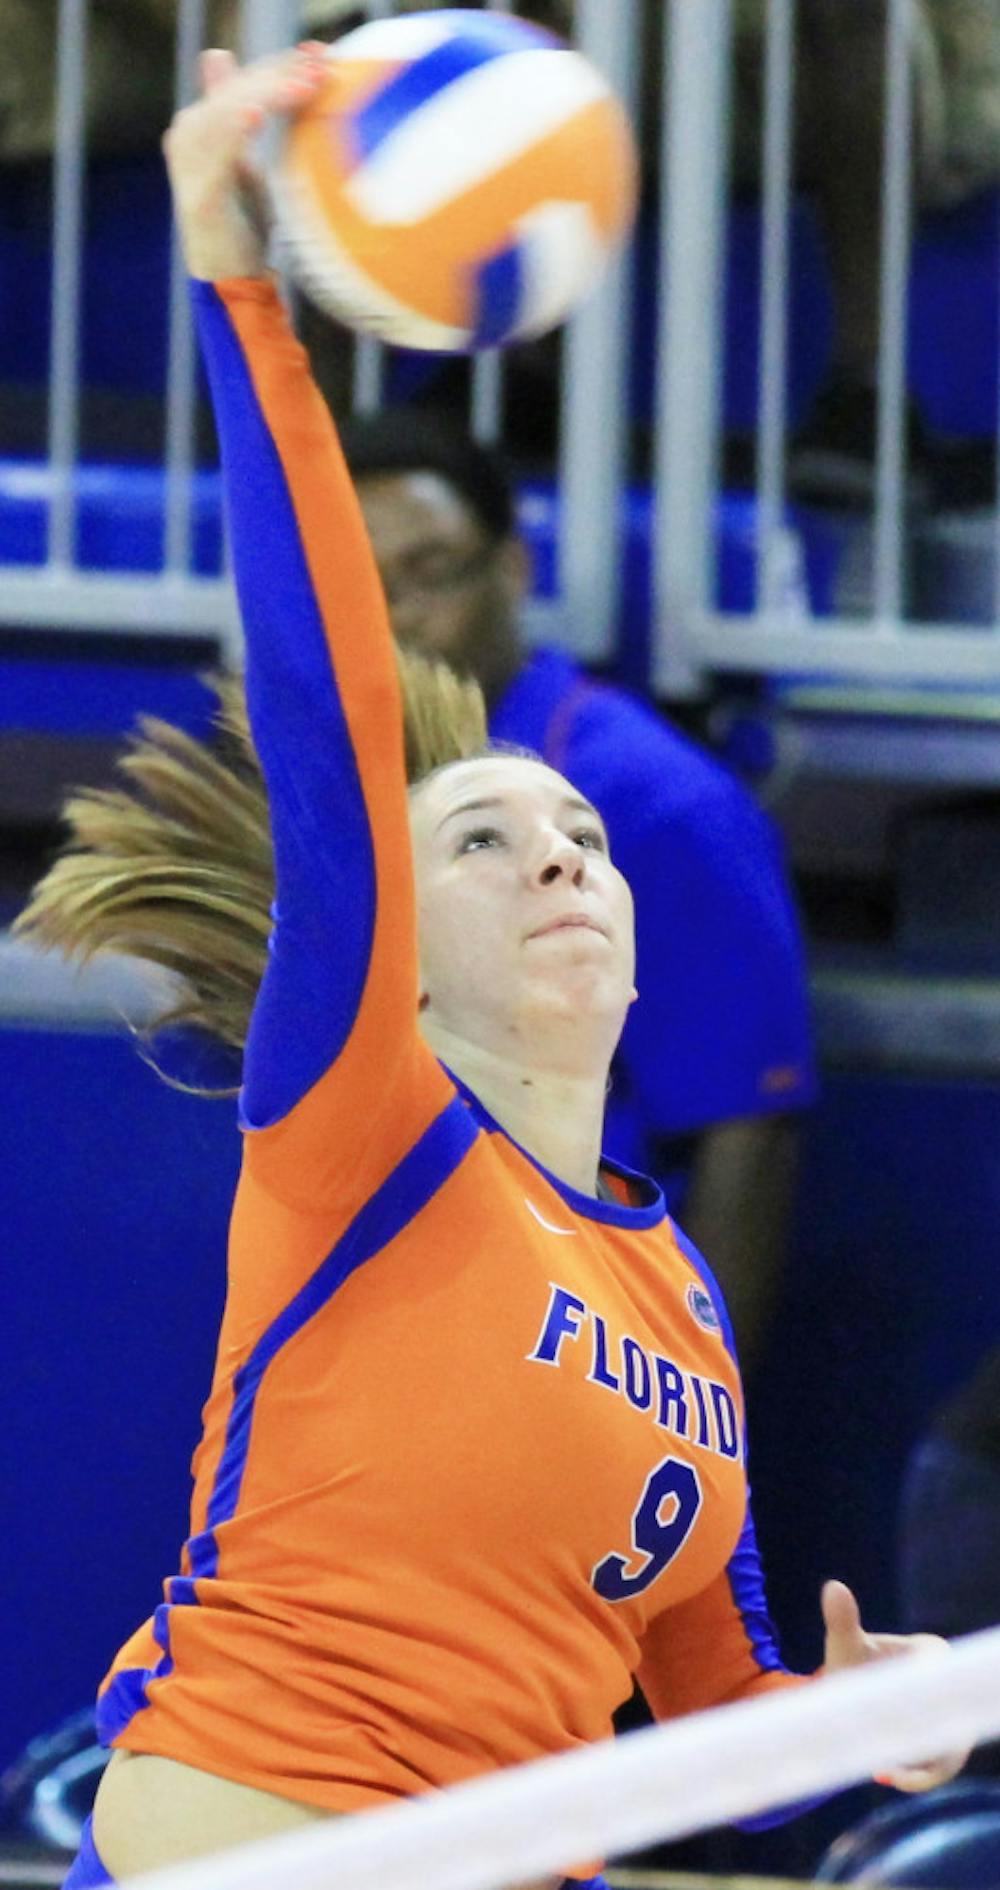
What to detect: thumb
<box><xmin>822</xmin><ymin>1579</ymin><xmax>867</xmax><ymax>1667</ymax></box>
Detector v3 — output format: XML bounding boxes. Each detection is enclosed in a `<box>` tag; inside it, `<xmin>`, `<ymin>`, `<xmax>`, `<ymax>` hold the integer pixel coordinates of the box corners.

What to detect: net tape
<box><xmin>118</xmin><ymin>1624</ymin><xmax>1000</xmax><ymax>1890</ymax></box>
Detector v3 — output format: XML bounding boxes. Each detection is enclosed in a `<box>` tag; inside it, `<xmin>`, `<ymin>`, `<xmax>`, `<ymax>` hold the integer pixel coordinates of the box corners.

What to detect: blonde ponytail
<box><xmin>14</xmin><ymin>649</ymin><xmax>487</xmax><ymax>1056</ymax></box>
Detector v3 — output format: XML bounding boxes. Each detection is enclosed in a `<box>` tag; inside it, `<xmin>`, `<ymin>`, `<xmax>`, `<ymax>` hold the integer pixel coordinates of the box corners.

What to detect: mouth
<box><xmin>526</xmin><ymin>915</ymin><xmax>609</xmax><ymax>942</ymax></box>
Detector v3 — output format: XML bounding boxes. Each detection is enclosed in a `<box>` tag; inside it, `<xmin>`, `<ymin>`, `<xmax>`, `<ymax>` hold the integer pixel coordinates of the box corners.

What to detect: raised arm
<box><xmin>166</xmin><ymin>52</ymin><xmax>451</xmax><ymax>1202</ymax></box>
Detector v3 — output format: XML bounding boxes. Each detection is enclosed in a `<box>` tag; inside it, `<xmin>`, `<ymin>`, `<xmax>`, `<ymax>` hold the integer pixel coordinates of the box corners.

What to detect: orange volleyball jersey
<box><xmin>97</xmin><ymin>279</ymin><xmax>797</xmax><ymax>1817</ymax></box>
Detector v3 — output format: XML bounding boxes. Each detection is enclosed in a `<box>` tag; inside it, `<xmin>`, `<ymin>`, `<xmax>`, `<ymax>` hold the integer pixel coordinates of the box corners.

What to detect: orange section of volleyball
<box><xmin>282</xmin><ymin>67</ymin><xmax>638</xmax><ymax>328</ymax></box>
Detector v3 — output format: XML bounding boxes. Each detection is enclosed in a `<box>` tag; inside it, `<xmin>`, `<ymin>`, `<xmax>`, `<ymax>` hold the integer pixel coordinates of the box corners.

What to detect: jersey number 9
<box><xmin>592</xmin><ymin>1456</ymin><xmax>703</xmax><ymax>1602</ymax></box>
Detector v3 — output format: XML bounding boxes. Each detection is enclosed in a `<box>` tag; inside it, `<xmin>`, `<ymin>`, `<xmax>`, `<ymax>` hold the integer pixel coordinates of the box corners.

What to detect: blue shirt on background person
<box><xmin>339</xmin><ymin>408</ymin><xmax>817</xmax><ymax>1365</ymax></box>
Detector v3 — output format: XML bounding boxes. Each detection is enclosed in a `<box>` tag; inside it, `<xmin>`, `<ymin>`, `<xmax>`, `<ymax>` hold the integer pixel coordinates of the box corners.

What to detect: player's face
<box><xmin>355</xmin><ymin>471</ymin><xmax>527</xmax><ymax>707</ymax></box>
<box><xmin>409</xmin><ymin>756</ymin><xmax>636</xmax><ymax>1062</ymax></box>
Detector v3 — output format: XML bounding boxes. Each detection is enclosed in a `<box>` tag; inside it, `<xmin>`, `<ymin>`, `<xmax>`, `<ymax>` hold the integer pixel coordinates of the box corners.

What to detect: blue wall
<box><xmin>1</xmin><ymin>1026</ymin><xmax>238</xmax><ymax>1778</ymax></box>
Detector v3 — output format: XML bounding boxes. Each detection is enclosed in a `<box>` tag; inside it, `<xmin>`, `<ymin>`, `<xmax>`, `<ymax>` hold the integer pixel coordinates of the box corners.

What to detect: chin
<box><xmin>524</xmin><ymin>973</ymin><xmax>629</xmax><ymax>1029</ymax></box>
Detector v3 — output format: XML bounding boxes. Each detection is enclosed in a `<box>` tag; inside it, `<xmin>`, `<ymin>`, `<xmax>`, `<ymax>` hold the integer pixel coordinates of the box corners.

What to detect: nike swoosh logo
<box><xmin>524</xmin><ymin>1197</ymin><xmax>578</xmax><ymax>1237</ymax></box>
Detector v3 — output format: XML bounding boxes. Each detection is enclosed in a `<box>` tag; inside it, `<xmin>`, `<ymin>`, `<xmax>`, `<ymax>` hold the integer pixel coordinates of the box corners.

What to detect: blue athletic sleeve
<box><xmin>192</xmin><ymin>278</ymin><xmax>452</xmax><ymax>1203</ymax></box>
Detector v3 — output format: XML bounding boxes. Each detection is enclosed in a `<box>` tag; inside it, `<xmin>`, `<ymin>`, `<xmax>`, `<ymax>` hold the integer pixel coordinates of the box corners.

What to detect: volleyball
<box><xmin>275</xmin><ymin>9</ymin><xmax>638</xmax><ymax>352</ymax></box>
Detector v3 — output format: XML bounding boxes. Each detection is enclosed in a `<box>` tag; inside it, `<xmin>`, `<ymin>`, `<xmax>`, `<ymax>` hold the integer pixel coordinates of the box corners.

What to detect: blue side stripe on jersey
<box><xmin>97</xmin><ymin>1600</ymin><xmax>175</xmax><ymax>1744</ymax></box>
<box><xmin>671</xmin><ymin>1223</ymin><xmax>829</xmax><ymax>1827</ymax></box>
<box><xmin>95</xmin><ymin>1091</ymin><xmax>478</xmax><ymax>1743</ymax></box>
<box><xmin>349</xmin><ymin>15</ymin><xmax>554</xmax><ymax>166</ymax></box>
<box><xmin>96</xmin><ymin>1666</ymin><xmax>153</xmax><ymax>1746</ymax></box>
<box><xmin>206</xmin><ymin>1092</ymin><xmax>478</xmax><ymax>1541</ymax></box>
<box><xmin>722</xmin><ymin>1507</ymin><xmax>785</xmax><ymax>1678</ymax></box>
<box><xmin>193</xmin><ymin>283</ymin><xmax>377</xmax><ymax>1132</ymax></box>
<box><xmin>471</xmin><ymin>241</ymin><xmax>525</xmax><ymax>349</ymax></box>
<box><xmin>672</xmin><ymin>1224</ymin><xmax>786</xmax><ymax>1667</ymax></box>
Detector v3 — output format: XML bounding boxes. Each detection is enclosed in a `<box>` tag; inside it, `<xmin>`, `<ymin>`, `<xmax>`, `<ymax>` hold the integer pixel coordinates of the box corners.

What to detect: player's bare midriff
<box><xmin>92</xmin><ymin>1748</ymin><xmax>561</xmax><ymax>1888</ymax></box>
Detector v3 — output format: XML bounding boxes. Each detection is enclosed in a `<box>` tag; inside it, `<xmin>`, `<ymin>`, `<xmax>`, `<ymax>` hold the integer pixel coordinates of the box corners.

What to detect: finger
<box><xmin>235</xmin><ymin>45</ymin><xmax>327</xmax><ymax>104</ymax></box>
<box><xmin>192</xmin><ymin>46</ymin><xmax>325</xmax><ymax>127</ymax></box>
<box><xmin>166</xmin><ymin>47</ymin><xmax>326</xmax><ymax>178</ymax></box>
<box><xmin>199</xmin><ymin>47</ymin><xmax>237</xmax><ymax>96</ymax></box>
<box><xmin>821</xmin><ymin>1578</ymin><xmax>864</xmax><ymax>1644</ymax></box>
<box><xmin>878</xmin><ymin>1750</ymin><xmax>969</xmax><ymax>1794</ymax></box>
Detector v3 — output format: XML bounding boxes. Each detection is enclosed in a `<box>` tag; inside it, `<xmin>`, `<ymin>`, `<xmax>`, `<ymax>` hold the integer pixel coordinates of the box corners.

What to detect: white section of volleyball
<box><xmin>344</xmin><ymin>51</ymin><xmax>611</xmax><ymax>225</ymax></box>
<box><xmin>116</xmin><ymin>1625</ymin><xmax>1000</xmax><ymax>1890</ymax></box>
<box><xmin>516</xmin><ymin>201</ymin><xmax>607</xmax><ymax>337</ymax></box>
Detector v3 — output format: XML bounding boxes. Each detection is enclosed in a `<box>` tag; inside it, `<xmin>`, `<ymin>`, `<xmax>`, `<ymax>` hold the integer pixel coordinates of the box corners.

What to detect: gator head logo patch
<box><xmin>686</xmin><ymin>1283</ymin><xmax>722</xmax><ymax>1334</ymax></box>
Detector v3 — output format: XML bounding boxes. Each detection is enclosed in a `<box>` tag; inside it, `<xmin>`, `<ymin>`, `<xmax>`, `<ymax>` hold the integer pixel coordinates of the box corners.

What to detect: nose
<box><xmin>528</xmin><ymin>827</ymin><xmax>585</xmax><ymax>889</ymax></box>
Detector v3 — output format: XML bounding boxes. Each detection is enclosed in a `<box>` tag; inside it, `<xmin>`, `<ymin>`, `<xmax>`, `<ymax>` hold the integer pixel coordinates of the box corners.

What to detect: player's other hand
<box><xmin>163</xmin><ymin>44</ymin><xmax>328</xmax><ymax>281</ymax></box>
<box><xmin>820</xmin><ymin>1577</ymin><xmax>969</xmax><ymax>1792</ymax></box>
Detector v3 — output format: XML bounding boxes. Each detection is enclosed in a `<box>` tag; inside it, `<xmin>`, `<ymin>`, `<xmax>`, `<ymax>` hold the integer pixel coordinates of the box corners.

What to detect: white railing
<box><xmin>5</xmin><ymin>0</ymin><xmax>1000</xmax><ymax>687</ymax></box>
<box><xmin>0</xmin><ymin>0</ymin><xmax>638</xmax><ymax>666</ymax></box>
<box><xmin>654</xmin><ymin>0</ymin><xmax>1000</xmax><ymax>694</ymax></box>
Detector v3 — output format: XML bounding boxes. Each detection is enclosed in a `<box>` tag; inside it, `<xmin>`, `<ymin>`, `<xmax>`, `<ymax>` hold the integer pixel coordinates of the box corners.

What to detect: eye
<box><xmin>457</xmin><ymin>825</ymin><xmax>505</xmax><ymax>854</ymax></box>
<box><xmin>572</xmin><ymin>827</ymin><xmax>607</xmax><ymax>852</ymax></box>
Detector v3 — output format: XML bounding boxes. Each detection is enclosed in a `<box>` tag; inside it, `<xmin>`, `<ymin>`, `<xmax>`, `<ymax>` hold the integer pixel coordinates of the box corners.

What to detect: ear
<box><xmin>629</xmin><ymin>986</ymin><xmax>639</xmax><ymax>1005</ymax></box>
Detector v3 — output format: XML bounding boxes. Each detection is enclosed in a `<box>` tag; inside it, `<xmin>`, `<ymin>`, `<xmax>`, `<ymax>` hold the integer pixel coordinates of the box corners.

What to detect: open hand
<box><xmin>821</xmin><ymin>1578</ymin><xmax>969</xmax><ymax>1792</ymax></box>
<box><xmin>162</xmin><ymin>43</ymin><xmax>328</xmax><ymax>280</ymax></box>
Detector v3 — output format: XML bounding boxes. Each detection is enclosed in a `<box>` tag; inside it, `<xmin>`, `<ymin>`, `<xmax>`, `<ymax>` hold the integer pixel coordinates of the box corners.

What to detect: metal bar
<box><xmin>0</xmin><ymin>571</ymin><xmax>237</xmax><ymax>636</ymax></box>
<box><xmin>163</xmin><ymin>0</ymin><xmax>207</xmax><ymax>578</ymax></box>
<box><xmin>872</xmin><ymin>0</ymin><xmax>914</xmax><ymax>621</ymax></box>
<box><xmin>352</xmin><ymin>338</ymin><xmax>385</xmax><ymax>415</ymax></box>
<box><xmin>994</xmin><ymin>199</ymin><xmax>1000</xmax><ymax>625</ymax></box>
<box><xmin>240</xmin><ymin>0</ymin><xmax>301</xmax><ymax>59</ymax></box>
<box><xmin>470</xmin><ymin>353</ymin><xmax>504</xmax><ymax>444</ymax></box>
<box><xmin>646</xmin><ymin>608</ymin><xmax>1000</xmax><ymax>684</ymax></box>
<box><xmin>46</xmin><ymin>0</ymin><xmax>88</xmax><ymax>572</ymax></box>
<box><xmin>756</xmin><ymin>0</ymin><xmax>796</xmax><ymax>611</ymax></box>
<box><xmin>351</xmin><ymin>0</ymin><xmax>394</xmax><ymax>412</ymax></box>
<box><xmin>653</xmin><ymin>0</ymin><xmax>734</xmax><ymax>696</ymax></box>
<box><xmin>472</xmin><ymin>0</ymin><xmax>510</xmax><ymax>455</ymax></box>
<box><xmin>556</xmin><ymin>0</ymin><xmax>640</xmax><ymax>663</ymax></box>
<box><xmin>240</xmin><ymin>0</ymin><xmax>302</xmax><ymax>236</ymax></box>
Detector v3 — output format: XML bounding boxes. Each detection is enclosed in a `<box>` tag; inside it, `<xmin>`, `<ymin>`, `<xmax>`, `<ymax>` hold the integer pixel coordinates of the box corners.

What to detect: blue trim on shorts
<box><xmin>61</xmin><ymin>1816</ymin><xmax>114</xmax><ymax>1887</ymax></box>
<box><xmin>57</xmin><ymin>1812</ymin><xmax>606</xmax><ymax>1889</ymax></box>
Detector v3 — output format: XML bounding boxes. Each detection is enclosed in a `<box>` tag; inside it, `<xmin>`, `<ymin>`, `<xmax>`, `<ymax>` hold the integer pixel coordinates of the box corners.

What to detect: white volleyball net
<box><xmin>113</xmin><ymin>1624</ymin><xmax>1000</xmax><ymax>1890</ymax></box>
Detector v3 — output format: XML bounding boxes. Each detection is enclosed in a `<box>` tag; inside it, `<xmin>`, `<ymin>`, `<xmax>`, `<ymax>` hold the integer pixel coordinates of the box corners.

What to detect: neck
<box><xmin>423</xmin><ymin>1023</ymin><xmax>608</xmax><ymax>1197</ymax></box>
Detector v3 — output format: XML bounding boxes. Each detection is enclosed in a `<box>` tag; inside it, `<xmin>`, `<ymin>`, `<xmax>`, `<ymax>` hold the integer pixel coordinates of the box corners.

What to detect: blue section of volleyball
<box><xmin>472</xmin><ymin>240</ymin><xmax>526</xmax><ymax>348</ymax></box>
<box><xmin>349</xmin><ymin>13</ymin><xmax>556</xmax><ymax>167</ymax></box>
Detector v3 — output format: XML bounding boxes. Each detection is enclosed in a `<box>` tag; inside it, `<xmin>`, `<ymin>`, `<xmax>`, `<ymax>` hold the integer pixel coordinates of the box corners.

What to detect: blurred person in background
<box><xmin>900</xmin><ymin>1345</ymin><xmax>1000</xmax><ymax>1641</ymax></box>
<box><xmin>898</xmin><ymin>1344</ymin><xmax>1000</xmax><ymax>1776</ymax></box>
<box><xmin>339</xmin><ymin>407</ymin><xmax>817</xmax><ymax>1369</ymax></box>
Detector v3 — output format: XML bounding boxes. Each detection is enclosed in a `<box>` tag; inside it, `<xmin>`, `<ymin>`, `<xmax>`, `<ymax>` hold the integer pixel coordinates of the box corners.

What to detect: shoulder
<box><xmin>564</xmin><ymin>681</ymin><xmax>781</xmax><ymax>889</ymax></box>
<box><xmin>567</xmin><ymin>678</ymin><xmax>765</xmax><ymax>825</ymax></box>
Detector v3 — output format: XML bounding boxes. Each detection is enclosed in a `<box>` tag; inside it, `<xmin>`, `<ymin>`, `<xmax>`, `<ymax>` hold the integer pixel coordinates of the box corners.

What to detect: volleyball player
<box><xmin>25</xmin><ymin>49</ymin><xmax>964</xmax><ymax>1890</ymax></box>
